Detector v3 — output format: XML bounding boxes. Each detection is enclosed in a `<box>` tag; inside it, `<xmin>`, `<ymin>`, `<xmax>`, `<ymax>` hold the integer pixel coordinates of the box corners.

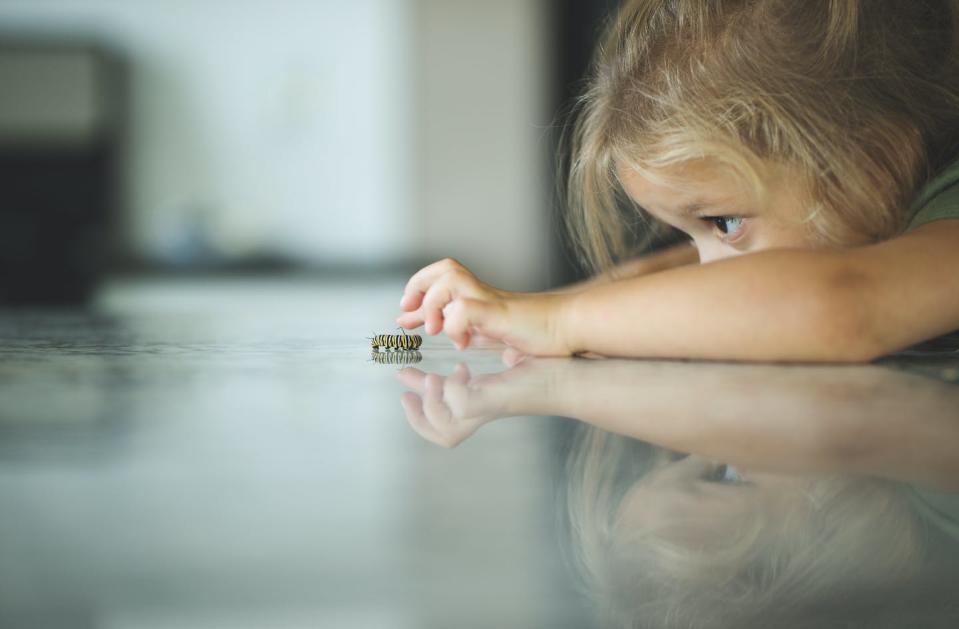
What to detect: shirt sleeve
<box><xmin>907</xmin><ymin>161</ymin><xmax>959</xmax><ymax>230</ymax></box>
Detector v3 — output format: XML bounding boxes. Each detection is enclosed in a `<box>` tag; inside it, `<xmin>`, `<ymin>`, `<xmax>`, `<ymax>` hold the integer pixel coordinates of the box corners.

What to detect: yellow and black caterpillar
<box><xmin>370</xmin><ymin>350</ymin><xmax>422</xmax><ymax>365</ymax></box>
<box><xmin>370</xmin><ymin>332</ymin><xmax>423</xmax><ymax>351</ymax></box>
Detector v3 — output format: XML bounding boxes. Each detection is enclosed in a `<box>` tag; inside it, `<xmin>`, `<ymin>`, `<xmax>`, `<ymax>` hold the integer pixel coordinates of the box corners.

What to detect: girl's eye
<box><xmin>704</xmin><ymin>216</ymin><xmax>744</xmax><ymax>237</ymax></box>
<box><xmin>703</xmin><ymin>463</ymin><xmax>746</xmax><ymax>484</ymax></box>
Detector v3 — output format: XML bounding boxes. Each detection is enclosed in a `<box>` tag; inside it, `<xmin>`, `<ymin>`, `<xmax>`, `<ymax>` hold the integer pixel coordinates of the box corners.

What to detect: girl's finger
<box><xmin>445</xmin><ymin>298</ymin><xmax>506</xmax><ymax>351</ymax></box>
<box><xmin>400</xmin><ymin>258</ymin><xmax>465</xmax><ymax>311</ymax></box>
<box><xmin>400</xmin><ymin>291</ymin><xmax>425</xmax><ymax>312</ymax></box>
<box><xmin>396</xmin><ymin>311</ymin><xmax>424</xmax><ymax>330</ymax></box>
<box><xmin>421</xmin><ymin>283</ymin><xmax>455</xmax><ymax>335</ymax></box>
<box><xmin>442</xmin><ymin>299</ymin><xmax>473</xmax><ymax>350</ymax></box>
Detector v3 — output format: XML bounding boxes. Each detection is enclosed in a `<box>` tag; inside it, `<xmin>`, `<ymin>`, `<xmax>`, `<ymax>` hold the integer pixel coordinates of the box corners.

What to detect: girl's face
<box><xmin>618</xmin><ymin>160</ymin><xmax>819</xmax><ymax>263</ymax></box>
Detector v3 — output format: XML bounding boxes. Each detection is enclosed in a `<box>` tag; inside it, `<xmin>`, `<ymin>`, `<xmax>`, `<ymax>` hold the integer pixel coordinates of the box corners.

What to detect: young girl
<box><xmin>397</xmin><ymin>0</ymin><xmax>959</xmax><ymax>362</ymax></box>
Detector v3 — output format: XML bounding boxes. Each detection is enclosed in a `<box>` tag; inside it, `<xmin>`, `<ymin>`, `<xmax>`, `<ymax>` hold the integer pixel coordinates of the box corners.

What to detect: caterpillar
<box><xmin>370</xmin><ymin>350</ymin><xmax>423</xmax><ymax>365</ymax></box>
<box><xmin>370</xmin><ymin>330</ymin><xmax>423</xmax><ymax>351</ymax></box>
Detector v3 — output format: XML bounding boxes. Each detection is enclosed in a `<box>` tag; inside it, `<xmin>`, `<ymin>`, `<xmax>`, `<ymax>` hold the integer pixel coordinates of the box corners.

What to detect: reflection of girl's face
<box><xmin>615</xmin><ymin>455</ymin><xmax>807</xmax><ymax>542</ymax></box>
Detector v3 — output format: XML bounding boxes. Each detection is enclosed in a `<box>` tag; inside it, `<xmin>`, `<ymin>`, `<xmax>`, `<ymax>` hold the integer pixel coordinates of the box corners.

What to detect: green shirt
<box><xmin>900</xmin><ymin>161</ymin><xmax>959</xmax><ymax>352</ymax></box>
<box><xmin>908</xmin><ymin>160</ymin><xmax>959</xmax><ymax>230</ymax></box>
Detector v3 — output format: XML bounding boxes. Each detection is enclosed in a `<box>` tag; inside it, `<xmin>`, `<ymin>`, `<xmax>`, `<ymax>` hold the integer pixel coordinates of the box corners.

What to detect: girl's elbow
<box><xmin>829</xmin><ymin>335</ymin><xmax>885</xmax><ymax>364</ymax></box>
<box><xmin>813</xmin><ymin>269</ymin><xmax>886</xmax><ymax>363</ymax></box>
<box><xmin>813</xmin><ymin>324</ymin><xmax>883</xmax><ymax>363</ymax></box>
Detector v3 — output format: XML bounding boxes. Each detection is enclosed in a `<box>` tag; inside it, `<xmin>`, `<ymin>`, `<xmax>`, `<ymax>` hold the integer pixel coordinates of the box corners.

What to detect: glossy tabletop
<box><xmin>1</xmin><ymin>276</ymin><xmax>957</xmax><ymax>629</ymax></box>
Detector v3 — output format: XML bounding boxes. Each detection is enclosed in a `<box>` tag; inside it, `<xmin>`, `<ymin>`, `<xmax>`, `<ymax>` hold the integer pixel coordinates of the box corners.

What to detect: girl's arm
<box><xmin>397</xmin><ymin>242</ymin><xmax>697</xmax><ymax>336</ymax></box>
<box><xmin>403</xmin><ymin>220</ymin><xmax>959</xmax><ymax>361</ymax></box>
<box><xmin>559</xmin><ymin>220</ymin><xmax>959</xmax><ymax>361</ymax></box>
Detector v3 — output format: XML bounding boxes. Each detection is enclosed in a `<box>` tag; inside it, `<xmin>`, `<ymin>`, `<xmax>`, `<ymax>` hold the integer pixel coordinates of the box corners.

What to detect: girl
<box><xmin>397</xmin><ymin>0</ymin><xmax>959</xmax><ymax>362</ymax></box>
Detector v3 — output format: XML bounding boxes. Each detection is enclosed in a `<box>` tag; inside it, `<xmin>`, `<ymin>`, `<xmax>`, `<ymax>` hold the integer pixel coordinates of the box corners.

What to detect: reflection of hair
<box><xmin>566</xmin><ymin>0</ymin><xmax>959</xmax><ymax>271</ymax></box>
<box><xmin>562</xmin><ymin>425</ymin><xmax>925</xmax><ymax>628</ymax></box>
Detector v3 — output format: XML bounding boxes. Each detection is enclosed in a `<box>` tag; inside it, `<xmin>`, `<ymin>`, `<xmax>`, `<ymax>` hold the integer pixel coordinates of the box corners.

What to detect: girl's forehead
<box><xmin>618</xmin><ymin>157</ymin><xmax>760</xmax><ymax>188</ymax></box>
<box><xmin>617</xmin><ymin>157</ymin><xmax>807</xmax><ymax>213</ymax></box>
<box><xmin>618</xmin><ymin>160</ymin><xmax>755</xmax><ymax>207</ymax></box>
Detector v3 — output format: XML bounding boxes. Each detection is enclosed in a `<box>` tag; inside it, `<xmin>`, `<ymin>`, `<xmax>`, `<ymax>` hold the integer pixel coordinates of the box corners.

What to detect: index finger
<box><xmin>400</xmin><ymin>258</ymin><xmax>461</xmax><ymax>311</ymax></box>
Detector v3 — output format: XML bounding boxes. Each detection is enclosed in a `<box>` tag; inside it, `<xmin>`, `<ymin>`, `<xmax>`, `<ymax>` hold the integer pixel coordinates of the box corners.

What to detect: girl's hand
<box><xmin>397</xmin><ymin>258</ymin><xmax>510</xmax><ymax>334</ymax></box>
<box><xmin>396</xmin><ymin>258</ymin><xmax>576</xmax><ymax>355</ymax></box>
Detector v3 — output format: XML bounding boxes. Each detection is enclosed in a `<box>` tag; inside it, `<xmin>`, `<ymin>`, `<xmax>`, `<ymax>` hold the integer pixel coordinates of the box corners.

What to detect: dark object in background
<box><xmin>0</xmin><ymin>39</ymin><xmax>125</xmax><ymax>305</ymax></box>
<box><xmin>550</xmin><ymin>0</ymin><xmax>622</xmax><ymax>287</ymax></box>
<box><xmin>549</xmin><ymin>0</ymin><xmax>687</xmax><ymax>288</ymax></box>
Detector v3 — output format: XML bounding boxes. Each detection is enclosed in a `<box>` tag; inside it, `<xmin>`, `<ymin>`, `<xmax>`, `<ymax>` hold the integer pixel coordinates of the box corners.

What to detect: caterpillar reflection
<box><xmin>370</xmin><ymin>350</ymin><xmax>422</xmax><ymax>365</ymax></box>
<box><xmin>370</xmin><ymin>331</ymin><xmax>423</xmax><ymax>351</ymax></box>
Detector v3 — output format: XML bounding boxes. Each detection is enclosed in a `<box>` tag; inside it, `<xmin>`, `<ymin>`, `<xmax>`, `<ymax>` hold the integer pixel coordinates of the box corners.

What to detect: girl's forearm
<box><xmin>560</xmin><ymin>248</ymin><xmax>877</xmax><ymax>362</ymax></box>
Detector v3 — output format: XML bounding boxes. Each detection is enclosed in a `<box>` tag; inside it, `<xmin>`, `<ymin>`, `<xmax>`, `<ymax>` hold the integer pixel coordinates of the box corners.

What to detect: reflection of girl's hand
<box><xmin>398</xmin><ymin>364</ymin><xmax>502</xmax><ymax>448</ymax></box>
<box><xmin>397</xmin><ymin>360</ymin><xmax>554</xmax><ymax>448</ymax></box>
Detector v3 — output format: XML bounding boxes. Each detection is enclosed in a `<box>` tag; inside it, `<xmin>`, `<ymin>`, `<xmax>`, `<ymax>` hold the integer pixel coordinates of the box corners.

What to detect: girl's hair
<box><xmin>566</xmin><ymin>0</ymin><xmax>959</xmax><ymax>272</ymax></box>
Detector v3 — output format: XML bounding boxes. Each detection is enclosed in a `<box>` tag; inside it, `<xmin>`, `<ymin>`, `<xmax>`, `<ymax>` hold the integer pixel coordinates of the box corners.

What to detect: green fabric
<box><xmin>908</xmin><ymin>160</ymin><xmax>959</xmax><ymax>230</ymax></box>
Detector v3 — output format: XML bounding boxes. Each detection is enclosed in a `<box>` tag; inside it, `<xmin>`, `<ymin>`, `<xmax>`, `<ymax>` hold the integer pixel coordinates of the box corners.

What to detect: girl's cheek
<box><xmin>694</xmin><ymin>240</ymin><xmax>731</xmax><ymax>264</ymax></box>
<box><xmin>696</xmin><ymin>239</ymin><xmax>758</xmax><ymax>263</ymax></box>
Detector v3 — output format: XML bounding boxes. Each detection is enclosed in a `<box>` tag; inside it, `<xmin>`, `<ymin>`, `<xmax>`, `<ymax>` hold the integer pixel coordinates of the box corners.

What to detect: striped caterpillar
<box><xmin>370</xmin><ymin>330</ymin><xmax>423</xmax><ymax>351</ymax></box>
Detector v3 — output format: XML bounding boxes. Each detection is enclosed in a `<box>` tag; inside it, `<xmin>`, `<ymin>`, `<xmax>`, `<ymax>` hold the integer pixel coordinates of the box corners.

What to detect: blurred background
<box><xmin>0</xmin><ymin>3</ymin><xmax>622</xmax><ymax>626</ymax></box>
<box><xmin>0</xmin><ymin>0</ymin><xmax>622</xmax><ymax>305</ymax></box>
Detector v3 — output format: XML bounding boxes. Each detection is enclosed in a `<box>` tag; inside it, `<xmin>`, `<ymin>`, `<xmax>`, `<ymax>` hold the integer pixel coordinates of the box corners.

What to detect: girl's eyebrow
<box><xmin>679</xmin><ymin>202</ymin><xmax>709</xmax><ymax>216</ymax></box>
<box><xmin>679</xmin><ymin>200</ymin><xmax>743</xmax><ymax>216</ymax></box>
<box><xmin>644</xmin><ymin>202</ymin><xmax>710</xmax><ymax>223</ymax></box>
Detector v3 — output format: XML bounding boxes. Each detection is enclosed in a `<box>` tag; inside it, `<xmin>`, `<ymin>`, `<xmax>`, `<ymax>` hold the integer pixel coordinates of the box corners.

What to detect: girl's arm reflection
<box><xmin>399</xmin><ymin>360</ymin><xmax>959</xmax><ymax>627</ymax></box>
<box><xmin>398</xmin><ymin>359</ymin><xmax>959</xmax><ymax>489</ymax></box>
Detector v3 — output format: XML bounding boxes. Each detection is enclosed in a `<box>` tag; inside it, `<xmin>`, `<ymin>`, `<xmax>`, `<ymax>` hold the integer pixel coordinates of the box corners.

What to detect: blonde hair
<box><xmin>562</xmin><ymin>427</ymin><xmax>924</xmax><ymax>629</ymax></box>
<box><xmin>566</xmin><ymin>0</ymin><xmax>959</xmax><ymax>272</ymax></box>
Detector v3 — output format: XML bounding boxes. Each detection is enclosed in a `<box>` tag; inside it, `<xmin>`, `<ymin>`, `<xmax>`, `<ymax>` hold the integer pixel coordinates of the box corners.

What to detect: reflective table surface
<box><xmin>1</xmin><ymin>277</ymin><xmax>958</xmax><ymax>629</ymax></box>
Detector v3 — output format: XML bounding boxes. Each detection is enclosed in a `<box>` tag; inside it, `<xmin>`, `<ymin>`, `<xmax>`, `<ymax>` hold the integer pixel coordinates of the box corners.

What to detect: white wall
<box><xmin>413</xmin><ymin>0</ymin><xmax>551</xmax><ymax>290</ymax></box>
<box><xmin>0</xmin><ymin>0</ymin><xmax>413</xmax><ymax>265</ymax></box>
<box><xmin>0</xmin><ymin>0</ymin><xmax>552</xmax><ymax>288</ymax></box>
